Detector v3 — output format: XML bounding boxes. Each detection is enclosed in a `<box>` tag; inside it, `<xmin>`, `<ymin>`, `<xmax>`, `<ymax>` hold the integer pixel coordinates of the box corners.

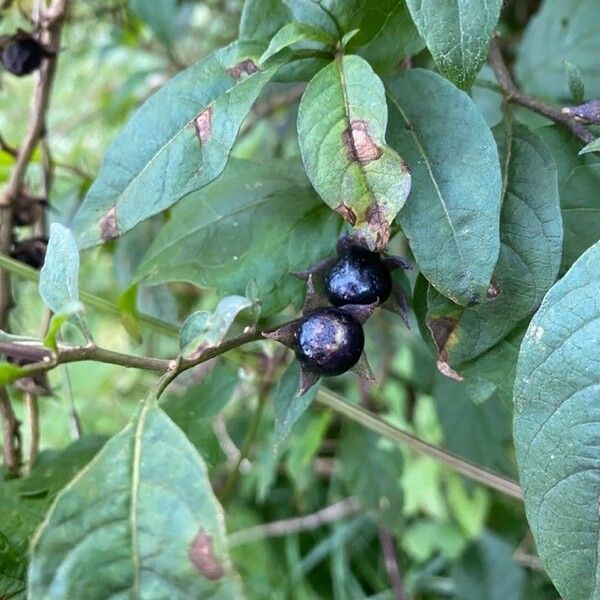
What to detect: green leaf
<box><xmin>297</xmin><ymin>54</ymin><xmax>411</xmax><ymax>250</ymax></box>
<box><xmin>431</xmin><ymin>123</ymin><xmax>563</xmax><ymax>365</ymax></box>
<box><xmin>273</xmin><ymin>361</ymin><xmax>320</xmax><ymax>450</ymax></box>
<box><xmin>564</xmin><ymin>60</ymin><xmax>586</xmax><ymax>104</ymax></box>
<box><xmin>130</xmin><ymin>0</ymin><xmax>178</xmax><ymax>46</ymax></box>
<box><xmin>386</xmin><ymin>69</ymin><xmax>502</xmax><ymax>306</ymax></box>
<box><xmin>452</xmin><ymin>532</ymin><xmax>525</xmax><ymax>600</ymax></box>
<box><xmin>513</xmin><ymin>239</ymin><xmax>600</xmax><ymax>600</ymax></box>
<box><xmin>28</xmin><ymin>403</ymin><xmax>242</xmax><ymax>599</ymax></box>
<box><xmin>579</xmin><ymin>137</ymin><xmax>600</xmax><ymax>155</ymax></box>
<box><xmin>458</xmin><ymin>324</ymin><xmax>526</xmax><ymax>405</ymax></box>
<box><xmin>117</xmin><ymin>284</ymin><xmax>143</xmax><ymax>343</ymax></box>
<box><xmin>0</xmin><ymin>436</ymin><xmax>105</xmax><ymax>600</ymax></box>
<box><xmin>260</xmin><ymin>22</ymin><xmax>335</xmax><ymax>64</ymax></box>
<box><xmin>338</xmin><ymin>424</ymin><xmax>403</xmax><ymax>523</ymax></box>
<box><xmin>0</xmin><ymin>362</ymin><xmax>27</xmax><ymax>386</ymax></box>
<box><xmin>561</xmin><ymin>164</ymin><xmax>600</xmax><ymax>272</ymax></box>
<box><xmin>358</xmin><ymin>1</ymin><xmax>424</xmax><ymax>73</ymax></box>
<box><xmin>180</xmin><ymin>296</ymin><xmax>252</xmax><ymax>358</ymax></box>
<box><xmin>516</xmin><ymin>0</ymin><xmax>600</xmax><ymax>99</ymax></box>
<box><xmin>405</xmin><ymin>0</ymin><xmax>502</xmax><ymax>89</ymax></box>
<box><xmin>162</xmin><ymin>363</ymin><xmax>239</xmax><ymax>464</ymax></box>
<box><xmin>239</xmin><ymin>0</ymin><xmax>291</xmax><ymax>41</ymax></box>
<box><xmin>39</xmin><ymin>223</ymin><xmax>80</xmax><ymax>314</ymax></box>
<box><xmin>134</xmin><ymin>159</ymin><xmax>342</xmax><ymax>316</ymax></box>
<box><xmin>434</xmin><ymin>376</ymin><xmax>513</xmax><ymax>474</ymax></box>
<box><xmin>73</xmin><ymin>41</ymin><xmax>287</xmax><ymax>249</ymax></box>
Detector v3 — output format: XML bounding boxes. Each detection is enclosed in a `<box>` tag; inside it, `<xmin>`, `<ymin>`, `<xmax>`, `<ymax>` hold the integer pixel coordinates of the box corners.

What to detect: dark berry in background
<box><xmin>294</xmin><ymin>307</ymin><xmax>364</xmax><ymax>376</ymax></box>
<box><xmin>326</xmin><ymin>247</ymin><xmax>392</xmax><ymax>306</ymax></box>
<box><xmin>11</xmin><ymin>237</ymin><xmax>48</xmax><ymax>269</ymax></box>
<box><xmin>1</xmin><ymin>38</ymin><xmax>44</xmax><ymax>76</ymax></box>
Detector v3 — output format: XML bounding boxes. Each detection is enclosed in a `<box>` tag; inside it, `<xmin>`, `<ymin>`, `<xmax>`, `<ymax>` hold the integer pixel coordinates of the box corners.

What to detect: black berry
<box><xmin>11</xmin><ymin>237</ymin><xmax>48</xmax><ymax>269</ymax></box>
<box><xmin>325</xmin><ymin>247</ymin><xmax>392</xmax><ymax>306</ymax></box>
<box><xmin>294</xmin><ymin>307</ymin><xmax>364</xmax><ymax>376</ymax></box>
<box><xmin>1</xmin><ymin>38</ymin><xmax>44</xmax><ymax>77</ymax></box>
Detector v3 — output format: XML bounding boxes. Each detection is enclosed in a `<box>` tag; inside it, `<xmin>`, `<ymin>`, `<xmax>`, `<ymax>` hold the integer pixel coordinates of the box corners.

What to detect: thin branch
<box><xmin>0</xmin><ymin>0</ymin><xmax>70</xmax><ymax>473</ymax></box>
<box><xmin>1</xmin><ymin>335</ymin><xmax>524</xmax><ymax>501</ymax></box>
<box><xmin>316</xmin><ymin>388</ymin><xmax>523</xmax><ymax>500</ymax></box>
<box><xmin>0</xmin><ymin>388</ymin><xmax>21</xmax><ymax>474</ymax></box>
<box><xmin>0</xmin><ymin>340</ymin><xmax>171</xmax><ymax>375</ymax></box>
<box><xmin>513</xmin><ymin>549</ymin><xmax>543</xmax><ymax>572</ymax></box>
<box><xmin>0</xmin><ymin>131</ymin><xmax>18</xmax><ymax>157</ymax></box>
<box><xmin>379</xmin><ymin>528</ymin><xmax>407</xmax><ymax>600</ymax></box>
<box><xmin>24</xmin><ymin>391</ymin><xmax>40</xmax><ymax>472</ymax></box>
<box><xmin>489</xmin><ymin>36</ymin><xmax>594</xmax><ymax>145</ymax></box>
<box><xmin>227</xmin><ymin>497</ymin><xmax>362</xmax><ymax>547</ymax></box>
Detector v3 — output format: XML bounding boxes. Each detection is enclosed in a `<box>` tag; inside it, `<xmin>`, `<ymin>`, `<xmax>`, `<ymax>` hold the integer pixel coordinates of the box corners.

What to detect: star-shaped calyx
<box><xmin>263</xmin><ymin>276</ymin><xmax>377</xmax><ymax>395</ymax></box>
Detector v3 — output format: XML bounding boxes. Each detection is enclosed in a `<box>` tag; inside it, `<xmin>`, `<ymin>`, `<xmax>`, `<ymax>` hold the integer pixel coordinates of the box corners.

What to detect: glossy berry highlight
<box><xmin>325</xmin><ymin>247</ymin><xmax>392</xmax><ymax>307</ymax></box>
<box><xmin>294</xmin><ymin>307</ymin><xmax>364</xmax><ymax>376</ymax></box>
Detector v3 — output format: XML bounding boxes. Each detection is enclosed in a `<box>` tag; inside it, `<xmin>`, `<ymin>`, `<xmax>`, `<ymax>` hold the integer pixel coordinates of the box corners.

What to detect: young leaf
<box><xmin>430</xmin><ymin>124</ymin><xmax>563</xmax><ymax>365</ymax></box>
<box><xmin>0</xmin><ymin>362</ymin><xmax>27</xmax><ymax>386</ymax></box>
<box><xmin>134</xmin><ymin>159</ymin><xmax>342</xmax><ymax>316</ymax></box>
<box><xmin>297</xmin><ymin>54</ymin><xmax>411</xmax><ymax>250</ymax></box>
<box><xmin>579</xmin><ymin>137</ymin><xmax>600</xmax><ymax>155</ymax></box>
<box><xmin>516</xmin><ymin>0</ymin><xmax>600</xmax><ymax>99</ymax></box>
<box><xmin>73</xmin><ymin>41</ymin><xmax>288</xmax><ymax>249</ymax></box>
<box><xmin>259</xmin><ymin>22</ymin><xmax>335</xmax><ymax>64</ymax></box>
<box><xmin>405</xmin><ymin>0</ymin><xmax>502</xmax><ymax>89</ymax></box>
<box><xmin>43</xmin><ymin>303</ymin><xmax>84</xmax><ymax>351</ymax></box>
<box><xmin>386</xmin><ymin>69</ymin><xmax>502</xmax><ymax>306</ymax></box>
<box><xmin>180</xmin><ymin>296</ymin><xmax>252</xmax><ymax>358</ymax></box>
<box><xmin>28</xmin><ymin>403</ymin><xmax>242</xmax><ymax>599</ymax></box>
<box><xmin>513</xmin><ymin>239</ymin><xmax>600</xmax><ymax>600</ymax></box>
<box><xmin>564</xmin><ymin>60</ymin><xmax>585</xmax><ymax>104</ymax></box>
<box><xmin>39</xmin><ymin>223</ymin><xmax>80</xmax><ymax>314</ymax></box>
<box><xmin>273</xmin><ymin>361</ymin><xmax>320</xmax><ymax>450</ymax></box>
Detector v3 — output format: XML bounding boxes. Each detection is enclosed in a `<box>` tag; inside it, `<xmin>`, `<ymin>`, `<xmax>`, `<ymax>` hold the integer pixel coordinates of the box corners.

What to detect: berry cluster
<box><xmin>266</xmin><ymin>236</ymin><xmax>410</xmax><ymax>394</ymax></box>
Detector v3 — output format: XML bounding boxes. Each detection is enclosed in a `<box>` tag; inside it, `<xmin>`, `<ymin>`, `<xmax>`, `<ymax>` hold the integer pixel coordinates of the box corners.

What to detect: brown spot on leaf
<box><xmin>100</xmin><ymin>206</ymin><xmax>119</xmax><ymax>241</ymax></box>
<box><xmin>342</xmin><ymin>120</ymin><xmax>382</xmax><ymax>166</ymax></box>
<box><xmin>436</xmin><ymin>357</ymin><xmax>464</xmax><ymax>381</ymax></box>
<box><xmin>427</xmin><ymin>317</ymin><xmax>464</xmax><ymax>381</ymax></box>
<box><xmin>428</xmin><ymin>317</ymin><xmax>457</xmax><ymax>354</ymax></box>
<box><xmin>193</xmin><ymin>107</ymin><xmax>212</xmax><ymax>144</ymax></box>
<box><xmin>189</xmin><ymin>530</ymin><xmax>225</xmax><ymax>581</ymax></box>
<box><xmin>335</xmin><ymin>203</ymin><xmax>357</xmax><ymax>226</ymax></box>
<box><xmin>227</xmin><ymin>58</ymin><xmax>258</xmax><ymax>80</ymax></box>
<box><xmin>366</xmin><ymin>202</ymin><xmax>390</xmax><ymax>250</ymax></box>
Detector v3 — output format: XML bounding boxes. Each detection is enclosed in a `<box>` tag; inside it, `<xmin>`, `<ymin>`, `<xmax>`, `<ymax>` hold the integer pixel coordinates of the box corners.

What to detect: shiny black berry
<box><xmin>325</xmin><ymin>247</ymin><xmax>392</xmax><ymax>306</ymax></box>
<box><xmin>1</xmin><ymin>38</ymin><xmax>44</xmax><ymax>76</ymax></box>
<box><xmin>294</xmin><ymin>307</ymin><xmax>364</xmax><ymax>376</ymax></box>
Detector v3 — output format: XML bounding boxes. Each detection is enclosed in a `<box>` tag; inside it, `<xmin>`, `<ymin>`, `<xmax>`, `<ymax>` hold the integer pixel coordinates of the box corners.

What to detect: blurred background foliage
<box><xmin>1</xmin><ymin>0</ymin><xmax>586</xmax><ymax>597</ymax></box>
